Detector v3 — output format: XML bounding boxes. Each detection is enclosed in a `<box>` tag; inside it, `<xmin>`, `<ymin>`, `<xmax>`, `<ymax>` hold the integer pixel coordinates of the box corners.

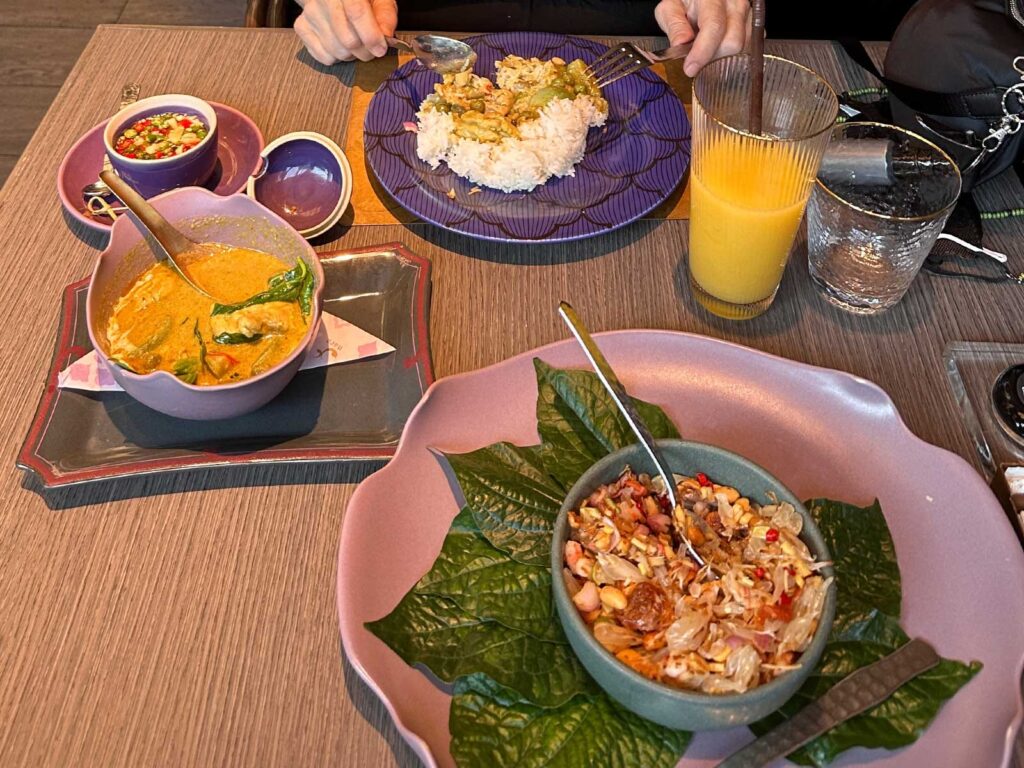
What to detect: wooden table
<box><xmin>0</xmin><ymin>25</ymin><xmax>1021</xmax><ymax>768</ymax></box>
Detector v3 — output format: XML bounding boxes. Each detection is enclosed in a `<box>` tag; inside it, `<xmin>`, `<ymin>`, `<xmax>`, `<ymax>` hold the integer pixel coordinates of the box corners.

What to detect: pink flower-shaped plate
<box><xmin>337</xmin><ymin>330</ymin><xmax>1024</xmax><ymax>767</ymax></box>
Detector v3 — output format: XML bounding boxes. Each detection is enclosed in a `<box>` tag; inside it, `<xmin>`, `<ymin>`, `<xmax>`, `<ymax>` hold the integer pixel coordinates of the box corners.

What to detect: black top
<box><xmin>395</xmin><ymin>0</ymin><xmax>917</xmax><ymax>40</ymax></box>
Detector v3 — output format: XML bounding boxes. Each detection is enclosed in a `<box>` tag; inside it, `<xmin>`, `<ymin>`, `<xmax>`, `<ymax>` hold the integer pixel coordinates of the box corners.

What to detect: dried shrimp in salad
<box><xmin>562</xmin><ymin>467</ymin><xmax>832</xmax><ymax>694</ymax></box>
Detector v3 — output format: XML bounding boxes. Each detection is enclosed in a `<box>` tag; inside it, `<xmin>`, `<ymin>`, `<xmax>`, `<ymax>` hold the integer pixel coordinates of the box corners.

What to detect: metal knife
<box><xmin>716</xmin><ymin>638</ymin><xmax>941</xmax><ymax>768</ymax></box>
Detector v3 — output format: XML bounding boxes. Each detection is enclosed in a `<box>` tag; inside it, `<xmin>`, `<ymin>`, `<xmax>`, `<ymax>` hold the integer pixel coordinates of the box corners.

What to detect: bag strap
<box><xmin>838</xmin><ymin>39</ymin><xmax>1018</xmax><ymax>120</ymax></box>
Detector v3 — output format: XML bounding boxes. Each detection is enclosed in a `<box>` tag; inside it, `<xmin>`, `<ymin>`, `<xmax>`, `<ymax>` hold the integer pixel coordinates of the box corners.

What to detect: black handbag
<box><xmin>842</xmin><ymin>0</ymin><xmax>1024</xmax><ymax>192</ymax></box>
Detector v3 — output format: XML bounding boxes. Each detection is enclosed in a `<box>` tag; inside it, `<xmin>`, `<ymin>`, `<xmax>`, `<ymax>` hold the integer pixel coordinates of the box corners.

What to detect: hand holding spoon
<box><xmin>557</xmin><ymin>301</ymin><xmax>708</xmax><ymax>570</ymax></box>
<box><xmin>99</xmin><ymin>170</ymin><xmax>218</xmax><ymax>300</ymax></box>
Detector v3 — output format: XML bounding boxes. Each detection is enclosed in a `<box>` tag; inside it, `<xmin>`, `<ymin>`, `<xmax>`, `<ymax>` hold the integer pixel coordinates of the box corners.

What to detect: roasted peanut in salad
<box><xmin>562</xmin><ymin>467</ymin><xmax>832</xmax><ymax>694</ymax></box>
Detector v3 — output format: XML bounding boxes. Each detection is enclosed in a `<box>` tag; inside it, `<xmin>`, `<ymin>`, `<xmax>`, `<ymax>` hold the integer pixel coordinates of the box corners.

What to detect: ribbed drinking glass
<box><xmin>688</xmin><ymin>55</ymin><xmax>838</xmax><ymax>320</ymax></box>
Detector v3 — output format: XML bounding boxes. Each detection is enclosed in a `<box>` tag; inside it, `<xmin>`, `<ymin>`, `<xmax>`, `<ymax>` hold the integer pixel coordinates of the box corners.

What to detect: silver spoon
<box><xmin>386</xmin><ymin>34</ymin><xmax>477</xmax><ymax>74</ymax></box>
<box><xmin>82</xmin><ymin>83</ymin><xmax>141</xmax><ymax>200</ymax></box>
<box><xmin>99</xmin><ymin>170</ymin><xmax>217</xmax><ymax>300</ymax></box>
<box><xmin>557</xmin><ymin>301</ymin><xmax>707</xmax><ymax>569</ymax></box>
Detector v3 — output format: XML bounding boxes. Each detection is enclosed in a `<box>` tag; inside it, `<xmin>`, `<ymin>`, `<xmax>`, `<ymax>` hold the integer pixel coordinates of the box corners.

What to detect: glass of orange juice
<box><xmin>688</xmin><ymin>55</ymin><xmax>838</xmax><ymax>319</ymax></box>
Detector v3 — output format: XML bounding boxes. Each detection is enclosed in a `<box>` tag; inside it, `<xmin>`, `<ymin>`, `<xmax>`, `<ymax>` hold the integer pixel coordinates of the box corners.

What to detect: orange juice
<box><xmin>688</xmin><ymin>137</ymin><xmax>816</xmax><ymax>313</ymax></box>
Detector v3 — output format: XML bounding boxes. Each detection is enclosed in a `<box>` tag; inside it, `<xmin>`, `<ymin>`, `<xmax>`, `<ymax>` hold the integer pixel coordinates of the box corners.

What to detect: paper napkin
<box><xmin>58</xmin><ymin>312</ymin><xmax>394</xmax><ymax>392</ymax></box>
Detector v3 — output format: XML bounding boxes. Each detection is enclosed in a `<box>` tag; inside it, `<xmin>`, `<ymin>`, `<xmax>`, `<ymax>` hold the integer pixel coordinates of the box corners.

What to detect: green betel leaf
<box><xmin>444</xmin><ymin>443</ymin><xmax>563</xmax><ymax>566</ymax></box>
<box><xmin>365</xmin><ymin>592</ymin><xmax>594</xmax><ymax>707</ymax></box>
<box><xmin>414</xmin><ymin>521</ymin><xmax>563</xmax><ymax>642</ymax></box>
<box><xmin>450</xmin><ymin>674</ymin><xmax>692</xmax><ymax>768</ymax></box>
<box><xmin>751</xmin><ymin>639</ymin><xmax>982</xmax><ymax>767</ymax></box>
<box><xmin>533</xmin><ymin>358</ymin><xmax>680</xmax><ymax>489</ymax></box>
<box><xmin>805</xmin><ymin>498</ymin><xmax>902</xmax><ymax>642</ymax></box>
<box><xmin>449</xmin><ymin>506</ymin><xmax>481</xmax><ymax>533</ymax></box>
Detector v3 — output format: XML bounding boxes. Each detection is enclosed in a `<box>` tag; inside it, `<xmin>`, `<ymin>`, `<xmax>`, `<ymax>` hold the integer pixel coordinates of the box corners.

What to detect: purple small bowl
<box><xmin>104</xmin><ymin>94</ymin><xmax>219</xmax><ymax>198</ymax></box>
<box><xmin>86</xmin><ymin>187</ymin><xmax>324</xmax><ymax>420</ymax></box>
<box><xmin>246</xmin><ymin>131</ymin><xmax>352</xmax><ymax>239</ymax></box>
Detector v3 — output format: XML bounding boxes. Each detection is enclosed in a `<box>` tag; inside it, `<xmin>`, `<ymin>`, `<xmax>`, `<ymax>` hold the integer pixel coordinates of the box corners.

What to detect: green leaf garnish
<box><xmin>751</xmin><ymin>639</ymin><xmax>980</xmax><ymax>767</ymax></box>
<box><xmin>365</xmin><ymin>591</ymin><xmax>595</xmax><ymax>708</ymax></box>
<box><xmin>443</xmin><ymin>443</ymin><xmax>563</xmax><ymax>566</ymax></box>
<box><xmin>533</xmin><ymin>358</ymin><xmax>680</xmax><ymax>489</ymax></box>
<box><xmin>414</xmin><ymin>509</ymin><xmax>563</xmax><ymax>641</ymax></box>
<box><xmin>451</xmin><ymin>674</ymin><xmax>692</xmax><ymax>768</ymax></box>
<box><xmin>809</xmin><ymin>498</ymin><xmax>902</xmax><ymax>641</ymax></box>
<box><xmin>172</xmin><ymin>357</ymin><xmax>199</xmax><ymax>384</ymax></box>
<box><xmin>212</xmin><ymin>332</ymin><xmax>263</xmax><ymax>345</ymax></box>
<box><xmin>210</xmin><ymin>258</ymin><xmax>313</xmax><ymax>317</ymax></box>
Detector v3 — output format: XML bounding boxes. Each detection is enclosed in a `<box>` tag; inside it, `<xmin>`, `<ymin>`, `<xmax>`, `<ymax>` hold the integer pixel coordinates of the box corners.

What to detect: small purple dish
<box><xmin>85</xmin><ymin>187</ymin><xmax>324</xmax><ymax>421</ymax></box>
<box><xmin>104</xmin><ymin>94</ymin><xmax>219</xmax><ymax>198</ymax></box>
<box><xmin>58</xmin><ymin>102</ymin><xmax>265</xmax><ymax>234</ymax></box>
<box><xmin>246</xmin><ymin>131</ymin><xmax>353</xmax><ymax>239</ymax></box>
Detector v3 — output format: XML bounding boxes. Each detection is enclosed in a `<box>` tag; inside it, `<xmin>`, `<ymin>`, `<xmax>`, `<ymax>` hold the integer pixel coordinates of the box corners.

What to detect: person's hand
<box><xmin>654</xmin><ymin>0</ymin><xmax>752</xmax><ymax>77</ymax></box>
<box><xmin>294</xmin><ymin>0</ymin><xmax>398</xmax><ymax>64</ymax></box>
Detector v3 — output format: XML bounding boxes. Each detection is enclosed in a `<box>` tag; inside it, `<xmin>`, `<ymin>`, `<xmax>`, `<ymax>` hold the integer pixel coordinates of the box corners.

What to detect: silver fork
<box><xmin>587</xmin><ymin>41</ymin><xmax>694</xmax><ymax>88</ymax></box>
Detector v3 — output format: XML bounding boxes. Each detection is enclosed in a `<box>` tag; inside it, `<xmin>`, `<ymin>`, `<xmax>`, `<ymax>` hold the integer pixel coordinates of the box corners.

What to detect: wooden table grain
<box><xmin>0</xmin><ymin>25</ymin><xmax>1021</xmax><ymax>768</ymax></box>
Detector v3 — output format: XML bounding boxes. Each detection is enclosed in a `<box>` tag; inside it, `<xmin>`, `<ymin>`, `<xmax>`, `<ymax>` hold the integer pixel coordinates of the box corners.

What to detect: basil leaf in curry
<box><xmin>210</xmin><ymin>257</ymin><xmax>313</xmax><ymax>317</ymax></box>
<box><xmin>172</xmin><ymin>357</ymin><xmax>199</xmax><ymax>384</ymax></box>
<box><xmin>212</xmin><ymin>332</ymin><xmax>264</xmax><ymax>345</ymax></box>
<box><xmin>193</xmin><ymin>320</ymin><xmax>211</xmax><ymax>376</ymax></box>
<box><xmin>451</xmin><ymin>674</ymin><xmax>692</xmax><ymax>768</ymax></box>
<box><xmin>109</xmin><ymin>357</ymin><xmax>138</xmax><ymax>373</ymax></box>
<box><xmin>299</xmin><ymin>271</ymin><xmax>315</xmax><ymax>318</ymax></box>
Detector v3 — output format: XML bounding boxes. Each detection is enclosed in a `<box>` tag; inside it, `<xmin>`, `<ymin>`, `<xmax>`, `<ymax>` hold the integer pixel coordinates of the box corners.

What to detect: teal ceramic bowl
<box><xmin>551</xmin><ymin>440</ymin><xmax>836</xmax><ymax>731</ymax></box>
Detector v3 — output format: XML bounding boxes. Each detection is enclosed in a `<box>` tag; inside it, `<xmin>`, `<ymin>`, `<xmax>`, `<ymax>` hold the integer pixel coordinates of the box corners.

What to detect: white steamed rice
<box><xmin>415</xmin><ymin>96</ymin><xmax>607</xmax><ymax>193</ymax></box>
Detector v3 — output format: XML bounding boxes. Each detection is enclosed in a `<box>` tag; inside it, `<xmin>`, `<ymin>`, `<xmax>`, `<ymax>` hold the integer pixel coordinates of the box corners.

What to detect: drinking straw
<box><xmin>749</xmin><ymin>0</ymin><xmax>766</xmax><ymax>135</ymax></box>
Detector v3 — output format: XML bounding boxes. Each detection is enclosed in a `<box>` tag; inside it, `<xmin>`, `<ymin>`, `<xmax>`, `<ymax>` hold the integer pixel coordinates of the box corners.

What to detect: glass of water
<box><xmin>807</xmin><ymin>122</ymin><xmax>961</xmax><ymax>315</ymax></box>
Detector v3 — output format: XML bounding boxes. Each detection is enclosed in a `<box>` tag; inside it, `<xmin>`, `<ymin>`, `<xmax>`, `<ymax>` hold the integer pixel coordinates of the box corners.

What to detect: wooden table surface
<box><xmin>0</xmin><ymin>25</ymin><xmax>1022</xmax><ymax>768</ymax></box>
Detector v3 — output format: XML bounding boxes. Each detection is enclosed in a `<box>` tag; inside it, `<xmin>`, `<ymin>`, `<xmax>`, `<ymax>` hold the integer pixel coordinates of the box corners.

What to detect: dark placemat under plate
<box><xmin>17</xmin><ymin>243</ymin><xmax>432</xmax><ymax>487</ymax></box>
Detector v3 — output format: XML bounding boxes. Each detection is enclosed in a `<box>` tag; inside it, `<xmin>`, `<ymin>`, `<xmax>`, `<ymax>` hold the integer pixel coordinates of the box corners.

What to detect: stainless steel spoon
<box><xmin>99</xmin><ymin>170</ymin><xmax>217</xmax><ymax>300</ymax></box>
<box><xmin>82</xmin><ymin>83</ymin><xmax>141</xmax><ymax>200</ymax></box>
<box><xmin>386</xmin><ymin>34</ymin><xmax>477</xmax><ymax>74</ymax></box>
<box><xmin>557</xmin><ymin>301</ymin><xmax>707</xmax><ymax>569</ymax></box>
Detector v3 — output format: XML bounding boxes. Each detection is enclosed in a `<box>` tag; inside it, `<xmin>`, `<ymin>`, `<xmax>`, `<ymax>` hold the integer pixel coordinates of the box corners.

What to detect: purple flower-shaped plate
<box><xmin>364</xmin><ymin>32</ymin><xmax>691</xmax><ymax>243</ymax></box>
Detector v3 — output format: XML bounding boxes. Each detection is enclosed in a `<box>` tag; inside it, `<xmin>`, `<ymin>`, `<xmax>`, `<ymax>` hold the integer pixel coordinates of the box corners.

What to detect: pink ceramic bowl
<box><xmin>86</xmin><ymin>187</ymin><xmax>324</xmax><ymax>420</ymax></box>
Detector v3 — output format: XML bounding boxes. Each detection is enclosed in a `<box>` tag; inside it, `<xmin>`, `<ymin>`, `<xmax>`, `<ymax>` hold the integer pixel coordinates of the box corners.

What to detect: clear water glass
<box><xmin>688</xmin><ymin>55</ymin><xmax>838</xmax><ymax>320</ymax></box>
<box><xmin>807</xmin><ymin>122</ymin><xmax>961</xmax><ymax>315</ymax></box>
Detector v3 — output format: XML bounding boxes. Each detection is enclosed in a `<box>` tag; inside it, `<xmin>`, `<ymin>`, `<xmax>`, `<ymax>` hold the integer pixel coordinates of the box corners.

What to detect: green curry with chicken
<box><xmin>423</xmin><ymin>55</ymin><xmax>607</xmax><ymax>144</ymax></box>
